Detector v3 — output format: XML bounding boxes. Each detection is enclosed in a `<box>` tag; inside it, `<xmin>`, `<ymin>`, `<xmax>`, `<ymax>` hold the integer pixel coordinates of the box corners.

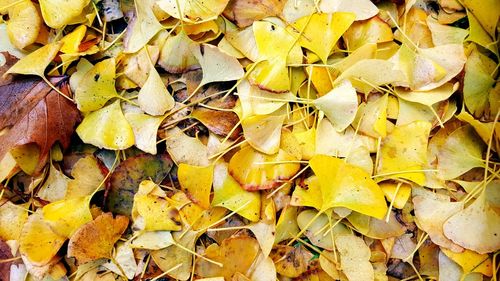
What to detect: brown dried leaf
<box><xmin>67</xmin><ymin>212</ymin><xmax>129</xmax><ymax>264</ymax></box>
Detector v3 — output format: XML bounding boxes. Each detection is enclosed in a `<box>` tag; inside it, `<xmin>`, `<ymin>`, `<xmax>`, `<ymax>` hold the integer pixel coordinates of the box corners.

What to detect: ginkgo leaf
<box><xmin>138</xmin><ymin>67</ymin><xmax>175</xmax><ymax>116</ymax></box>
<box><xmin>319</xmin><ymin>0</ymin><xmax>379</xmax><ymax>20</ymax></box>
<box><xmin>19</xmin><ymin>211</ymin><xmax>66</xmax><ymax>266</ymax></box>
<box><xmin>5</xmin><ymin>0</ymin><xmax>42</xmax><ymax>50</ymax></box>
<box><xmin>313</xmin><ymin>79</ymin><xmax>358</xmax><ymax>131</ymax></box>
<box><xmin>212</xmin><ymin>162</ymin><xmax>261</xmax><ymax>222</ymax></box>
<box><xmin>6</xmin><ymin>42</ymin><xmax>61</xmax><ymax>77</ymax></box>
<box><xmin>379</xmin><ymin>182</ymin><xmax>411</xmax><ymax>210</ymax></box>
<box><xmin>225</xmin><ymin>25</ymin><xmax>260</xmax><ymax>62</ymax></box>
<box><xmin>426</xmin><ymin>16</ymin><xmax>468</xmax><ymax>46</ymax></box>
<box><xmin>42</xmin><ymin>196</ymin><xmax>93</xmax><ymax>238</ymax></box>
<box><xmin>130</xmin><ymin>231</ymin><xmax>174</xmax><ymax>250</ymax></box>
<box><xmin>275</xmin><ymin>206</ymin><xmax>300</xmax><ymax>244</ymax></box>
<box><xmin>336</xmin><ymin>234</ymin><xmax>374</xmax><ymax>281</ymax></box>
<box><xmin>124</xmin><ymin>0</ymin><xmax>164</xmax><ymax>53</ymax></box>
<box><xmin>151</xmin><ymin>229</ymin><xmax>198</xmax><ymax>280</ymax></box>
<box><xmin>132</xmin><ymin>180</ymin><xmax>182</xmax><ymax>231</ymax></box>
<box><xmin>37</xmin><ymin>161</ymin><xmax>70</xmax><ymax>202</ymax></box>
<box><xmin>39</xmin><ymin>0</ymin><xmax>90</xmax><ymax>29</ymax></box>
<box><xmin>158</xmin><ymin>31</ymin><xmax>199</xmax><ymax>73</ymax></box>
<box><xmin>228</xmin><ymin>145</ymin><xmax>300</xmax><ymax>190</ymax></box>
<box><xmin>59</xmin><ymin>25</ymin><xmax>87</xmax><ymax>54</ymax></box>
<box><xmin>124</xmin><ymin>111</ymin><xmax>163</xmax><ymax>154</ymax></box>
<box><xmin>190</xmin><ymin>43</ymin><xmax>244</xmax><ymax>88</ymax></box>
<box><xmin>66</xmin><ymin>155</ymin><xmax>105</xmax><ymax>198</ymax></box>
<box><xmin>441</xmin><ymin>248</ymin><xmax>493</xmax><ymax>277</ymax></box>
<box><xmin>103</xmin><ymin>242</ymin><xmax>137</xmax><ymax>280</ymax></box>
<box><xmin>463</xmin><ymin>46</ymin><xmax>496</xmax><ymax>117</ymax></box>
<box><xmin>157</xmin><ymin>0</ymin><xmax>230</xmax><ymax>23</ymax></box>
<box><xmin>316</xmin><ymin>119</ymin><xmax>377</xmax><ymax>157</ymax></box>
<box><xmin>178</xmin><ymin>163</ymin><xmax>214</xmax><ymax>209</ymax></box>
<box><xmin>67</xmin><ymin>212</ymin><xmax>129</xmax><ymax>264</ymax></box>
<box><xmin>271</xmin><ymin>244</ymin><xmax>313</xmax><ymax>278</ymax></box>
<box><xmin>296</xmin><ymin>209</ymin><xmax>350</xmax><ymax>250</ymax></box>
<box><xmin>347</xmin><ymin>211</ymin><xmax>405</xmax><ymax>239</ymax></box>
<box><xmin>461</xmin><ymin>0</ymin><xmax>499</xmax><ymax>37</ymax></box>
<box><xmin>395</xmin><ymin>82</ymin><xmax>458</xmax><ymax>107</ymax></box>
<box><xmin>377</xmin><ymin>121</ymin><xmax>431</xmax><ymax>185</ymax></box>
<box><xmin>294</xmin><ymin>155</ymin><xmax>387</xmax><ymax>218</ymax></box>
<box><xmin>242</xmin><ymin>112</ymin><xmax>286</xmax><ymax>154</ymax></box>
<box><xmin>412</xmin><ymin>188</ymin><xmax>464</xmax><ymax>252</ymax></box>
<box><xmin>353</xmin><ymin>94</ymin><xmax>388</xmax><ymax>138</ymax></box>
<box><xmin>466</xmin><ymin>10</ymin><xmax>498</xmax><ymax>57</ymax></box>
<box><xmin>292</xmin><ymin>12</ymin><xmax>355</xmax><ymax>63</ymax></box>
<box><xmin>343</xmin><ymin>16</ymin><xmax>393</xmax><ymax>51</ymax></box>
<box><xmin>165</xmin><ymin>127</ymin><xmax>210</xmax><ymax>166</ymax></box>
<box><xmin>437</xmin><ymin>125</ymin><xmax>486</xmax><ymax>180</ymax></box>
<box><xmin>443</xmin><ymin>193</ymin><xmax>500</xmax><ymax>254</ymax></box>
<box><xmin>333</xmin><ymin>59</ymin><xmax>405</xmax><ymax>94</ymax></box>
<box><xmin>196</xmin><ymin>236</ymin><xmax>260</xmax><ymax>280</ymax></box>
<box><xmin>0</xmin><ymin>200</ymin><xmax>28</xmax><ymax>241</ymax></box>
<box><xmin>75</xmin><ymin>58</ymin><xmax>119</xmax><ymax>112</ymax></box>
<box><xmin>76</xmin><ymin>100</ymin><xmax>135</xmax><ymax>150</ymax></box>
<box><xmin>248</xmin><ymin>56</ymin><xmax>290</xmax><ymax>93</ymax></box>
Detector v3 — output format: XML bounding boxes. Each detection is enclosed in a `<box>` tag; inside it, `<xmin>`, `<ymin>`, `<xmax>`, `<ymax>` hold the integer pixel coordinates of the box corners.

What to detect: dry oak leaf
<box><xmin>67</xmin><ymin>212</ymin><xmax>129</xmax><ymax>264</ymax></box>
<box><xmin>0</xmin><ymin>69</ymin><xmax>80</xmax><ymax>174</ymax></box>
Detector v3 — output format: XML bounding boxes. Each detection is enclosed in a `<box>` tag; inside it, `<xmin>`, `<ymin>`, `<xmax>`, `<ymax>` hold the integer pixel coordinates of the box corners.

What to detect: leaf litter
<box><xmin>0</xmin><ymin>0</ymin><xmax>499</xmax><ymax>280</ymax></box>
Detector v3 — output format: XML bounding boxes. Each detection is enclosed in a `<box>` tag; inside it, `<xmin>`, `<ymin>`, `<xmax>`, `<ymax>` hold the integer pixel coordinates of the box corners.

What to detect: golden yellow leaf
<box><xmin>178</xmin><ymin>163</ymin><xmax>214</xmax><ymax>209</ymax></box>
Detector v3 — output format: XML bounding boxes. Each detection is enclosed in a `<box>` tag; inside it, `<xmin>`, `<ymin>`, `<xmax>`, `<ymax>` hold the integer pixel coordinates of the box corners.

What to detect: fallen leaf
<box><xmin>67</xmin><ymin>212</ymin><xmax>129</xmax><ymax>264</ymax></box>
<box><xmin>39</xmin><ymin>0</ymin><xmax>90</xmax><ymax>29</ymax></box>
<box><xmin>336</xmin><ymin>234</ymin><xmax>374</xmax><ymax>281</ymax></box>
<box><xmin>106</xmin><ymin>153</ymin><xmax>173</xmax><ymax>216</ymax></box>
<box><xmin>0</xmin><ymin>76</ymin><xmax>80</xmax><ymax>174</ymax></box>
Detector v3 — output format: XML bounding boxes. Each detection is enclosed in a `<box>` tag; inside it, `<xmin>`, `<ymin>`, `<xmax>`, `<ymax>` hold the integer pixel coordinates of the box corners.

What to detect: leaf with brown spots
<box><xmin>67</xmin><ymin>212</ymin><xmax>129</xmax><ymax>264</ymax></box>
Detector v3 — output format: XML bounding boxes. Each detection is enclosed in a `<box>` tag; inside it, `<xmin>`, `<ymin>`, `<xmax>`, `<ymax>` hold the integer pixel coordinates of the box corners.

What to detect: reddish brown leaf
<box><xmin>0</xmin><ymin>52</ymin><xmax>19</xmax><ymax>86</ymax></box>
<box><xmin>0</xmin><ymin>240</ymin><xmax>14</xmax><ymax>281</ymax></box>
<box><xmin>0</xmin><ymin>73</ymin><xmax>81</xmax><ymax>174</ymax></box>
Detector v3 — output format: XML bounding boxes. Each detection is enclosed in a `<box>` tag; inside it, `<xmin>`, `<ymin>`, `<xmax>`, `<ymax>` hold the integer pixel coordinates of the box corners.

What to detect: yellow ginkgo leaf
<box><xmin>353</xmin><ymin>94</ymin><xmax>388</xmax><ymax>138</ymax></box>
<box><xmin>76</xmin><ymin>100</ymin><xmax>135</xmax><ymax>150</ymax></box>
<box><xmin>39</xmin><ymin>0</ymin><xmax>90</xmax><ymax>29</ymax></box>
<box><xmin>343</xmin><ymin>16</ymin><xmax>393</xmax><ymax>51</ymax></box>
<box><xmin>59</xmin><ymin>25</ymin><xmax>87</xmax><ymax>54</ymax></box>
<box><xmin>229</xmin><ymin>145</ymin><xmax>300</xmax><ymax>191</ymax></box>
<box><xmin>336</xmin><ymin>234</ymin><xmax>374</xmax><ymax>281</ymax></box>
<box><xmin>124</xmin><ymin>0</ymin><xmax>164</xmax><ymax>53</ymax></box>
<box><xmin>275</xmin><ymin>206</ymin><xmax>300</xmax><ymax>244</ymax></box>
<box><xmin>6</xmin><ymin>0</ymin><xmax>42</xmax><ymax>49</ymax></box>
<box><xmin>130</xmin><ymin>231</ymin><xmax>174</xmax><ymax>250</ymax></box>
<box><xmin>178</xmin><ymin>163</ymin><xmax>214</xmax><ymax>209</ymax></box>
<box><xmin>132</xmin><ymin>180</ymin><xmax>182</xmax><ymax>231</ymax></box>
<box><xmin>242</xmin><ymin>111</ymin><xmax>286</xmax><ymax>155</ymax></box>
<box><xmin>294</xmin><ymin>155</ymin><xmax>387</xmax><ymax>219</ymax></box>
<box><xmin>441</xmin><ymin>248</ymin><xmax>493</xmax><ymax>277</ymax></box>
<box><xmin>443</xmin><ymin>193</ymin><xmax>500</xmax><ymax>255</ymax></box>
<box><xmin>157</xmin><ymin>0</ymin><xmax>230</xmax><ymax>23</ymax></box>
<box><xmin>19</xmin><ymin>211</ymin><xmax>66</xmax><ymax>266</ymax></box>
<box><xmin>42</xmin><ymin>196</ymin><xmax>93</xmax><ymax>238</ymax></box>
<box><xmin>212</xmin><ymin>162</ymin><xmax>261</xmax><ymax>222</ymax></box>
<box><xmin>395</xmin><ymin>82</ymin><xmax>458</xmax><ymax>107</ymax></box>
<box><xmin>412</xmin><ymin>188</ymin><xmax>464</xmax><ymax>252</ymax></box>
<box><xmin>461</xmin><ymin>0</ymin><xmax>499</xmax><ymax>37</ymax></box>
<box><xmin>66</xmin><ymin>155</ymin><xmax>105</xmax><ymax>198</ymax></box>
<box><xmin>426</xmin><ymin>16</ymin><xmax>468</xmax><ymax>46</ymax></box>
<box><xmin>165</xmin><ymin>127</ymin><xmax>210</xmax><ymax>166</ymax></box>
<box><xmin>138</xmin><ymin>67</ymin><xmax>175</xmax><ymax>116</ymax></box>
<box><xmin>189</xmin><ymin>43</ymin><xmax>244</xmax><ymax>88</ymax></box>
<box><xmin>319</xmin><ymin>0</ymin><xmax>379</xmax><ymax>20</ymax></box>
<box><xmin>0</xmin><ymin>200</ymin><xmax>28</xmax><ymax>241</ymax></box>
<box><xmin>158</xmin><ymin>31</ymin><xmax>198</xmax><ymax>73</ymax></box>
<box><xmin>377</xmin><ymin>121</ymin><xmax>431</xmax><ymax>185</ymax></box>
<box><xmin>225</xmin><ymin>25</ymin><xmax>260</xmax><ymax>61</ymax></box>
<box><xmin>124</xmin><ymin>111</ymin><xmax>163</xmax><ymax>154</ymax></box>
<box><xmin>37</xmin><ymin>161</ymin><xmax>70</xmax><ymax>202</ymax></box>
<box><xmin>333</xmin><ymin>59</ymin><xmax>405</xmax><ymax>94</ymax></box>
<box><xmin>379</xmin><ymin>182</ymin><xmax>411</xmax><ymax>209</ymax></box>
<box><xmin>466</xmin><ymin>10</ymin><xmax>498</xmax><ymax>57</ymax></box>
<box><xmin>6</xmin><ymin>42</ymin><xmax>62</xmax><ymax>77</ymax></box>
<box><xmin>75</xmin><ymin>58</ymin><xmax>119</xmax><ymax>112</ymax></box>
<box><xmin>313</xmin><ymin>79</ymin><xmax>358</xmax><ymax>132</ymax></box>
<box><xmin>292</xmin><ymin>12</ymin><xmax>355</xmax><ymax>63</ymax></box>
<box><xmin>248</xmin><ymin>57</ymin><xmax>290</xmax><ymax>92</ymax></box>
<box><xmin>437</xmin><ymin>125</ymin><xmax>486</xmax><ymax>180</ymax></box>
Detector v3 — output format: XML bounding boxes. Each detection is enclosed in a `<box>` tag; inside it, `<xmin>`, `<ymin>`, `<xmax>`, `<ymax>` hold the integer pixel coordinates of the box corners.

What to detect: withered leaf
<box><xmin>0</xmin><ymin>239</ymin><xmax>15</xmax><ymax>281</ymax></box>
<box><xmin>106</xmin><ymin>154</ymin><xmax>173</xmax><ymax>216</ymax></box>
<box><xmin>67</xmin><ymin>212</ymin><xmax>129</xmax><ymax>264</ymax></box>
<box><xmin>192</xmin><ymin>107</ymin><xmax>241</xmax><ymax>139</ymax></box>
<box><xmin>0</xmin><ymin>70</ymin><xmax>80</xmax><ymax>174</ymax></box>
<box><xmin>223</xmin><ymin>0</ymin><xmax>286</xmax><ymax>28</ymax></box>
